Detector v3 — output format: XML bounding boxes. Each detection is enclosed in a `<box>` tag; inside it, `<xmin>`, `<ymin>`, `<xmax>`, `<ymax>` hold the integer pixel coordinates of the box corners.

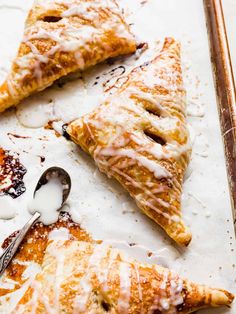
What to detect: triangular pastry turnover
<box><xmin>67</xmin><ymin>38</ymin><xmax>192</xmax><ymax>246</ymax></box>
<box><xmin>13</xmin><ymin>240</ymin><xmax>234</xmax><ymax>313</ymax></box>
<box><xmin>0</xmin><ymin>0</ymin><xmax>136</xmax><ymax>113</ymax></box>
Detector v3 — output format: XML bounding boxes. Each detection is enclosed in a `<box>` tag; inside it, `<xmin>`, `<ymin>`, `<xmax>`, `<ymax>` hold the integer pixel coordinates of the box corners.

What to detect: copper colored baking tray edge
<box><xmin>204</xmin><ymin>0</ymin><xmax>236</xmax><ymax>231</ymax></box>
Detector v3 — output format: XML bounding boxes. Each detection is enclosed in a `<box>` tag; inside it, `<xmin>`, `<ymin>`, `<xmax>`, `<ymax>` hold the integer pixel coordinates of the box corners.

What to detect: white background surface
<box><xmin>0</xmin><ymin>1</ymin><xmax>235</xmax><ymax>313</ymax></box>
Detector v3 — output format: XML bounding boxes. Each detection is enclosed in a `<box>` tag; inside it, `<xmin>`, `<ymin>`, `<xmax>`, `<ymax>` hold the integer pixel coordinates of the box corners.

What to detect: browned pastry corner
<box><xmin>12</xmin><ymin>239</ymin><xmax>234</xmax><ymax>313</ymax></box>
<box><xmin>0</xmin><ymin>213</ymin><xmax>234</xmax><ymax>313</ymax></box>
<box><xmin>0</xmin><ymin>0</ymin><xmax>136</xmax><ymax>113</ymax></box>
<box><xmin>0</xmin><ymin>213</ymin><xmax>91</xmax><ymax>299</ymax></box>
<box><xmin>67</xmin><ymin>37</ymin><xmax>192</xmax><ymax>246</ymax></box>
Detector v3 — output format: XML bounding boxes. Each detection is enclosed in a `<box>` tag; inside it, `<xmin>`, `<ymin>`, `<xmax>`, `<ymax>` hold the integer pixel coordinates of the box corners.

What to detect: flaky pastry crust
<box><xmin>67</xmin><ymin>38</ymin><xmax>192</xmax><ymax>246</ymax></box>
<box><xmin>0</xmin><ymin>0</ymin><xmax>136</xmax><ymax>113</ymax></box>
<box><xmin>13</xmin><ymin>239</ymin><xmax>234</xmax><ymax>313</ymax></box>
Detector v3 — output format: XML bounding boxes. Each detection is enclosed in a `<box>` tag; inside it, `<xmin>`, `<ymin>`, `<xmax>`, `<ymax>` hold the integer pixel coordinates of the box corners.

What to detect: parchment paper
<box><xmin>0</xmin><ymin>1</ymin><xmax>235</xmax><ymax>313</ymax></box>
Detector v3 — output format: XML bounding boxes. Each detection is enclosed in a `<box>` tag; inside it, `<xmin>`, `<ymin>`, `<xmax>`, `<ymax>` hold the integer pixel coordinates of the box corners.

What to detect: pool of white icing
<box><xmin>28</xmin><ymin>177</ymin><xmax>63</xmax><ymax>225</ymax></box>
<box><xmin>0</xmin><ymin>1</ymin><xmax>235</xmax><ymax>313</ymax></box>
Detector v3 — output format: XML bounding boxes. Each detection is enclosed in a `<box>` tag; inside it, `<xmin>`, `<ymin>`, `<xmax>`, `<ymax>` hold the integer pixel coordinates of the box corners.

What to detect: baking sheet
<box><xmin>204</xmin><ymin>0</ymin><xmax>236</xmax><ymax>227</ymax></box>
<box><xmin>0</xmin><ymin>0</ymin><xmax>235</xmax><ymax>313</ymax></box>
<box><xmin>222</xmin><ymin>0</ymin><xmax>236</xmax><ymax>84</ymax></box>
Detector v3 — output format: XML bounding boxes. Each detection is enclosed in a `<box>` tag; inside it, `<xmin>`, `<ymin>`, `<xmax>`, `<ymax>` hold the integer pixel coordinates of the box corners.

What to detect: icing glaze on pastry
<box><xmin>0</xmin><ymin>214</ymin><xmax>234</xmax><ymax>313</ymax></box>
<box><xmin>12</xmin><ymin>239</ymin><xmax>234</xmax><ymax>313</ymax></box>
<box><xmin>67</xmin><ymin>38</ymin><xmax>192</xmax><ymax>246</ymax></box>
<box><xmin>0</xmin><ymin>0</ymin><xmax>136</xmax><ymax>113</ymax></box>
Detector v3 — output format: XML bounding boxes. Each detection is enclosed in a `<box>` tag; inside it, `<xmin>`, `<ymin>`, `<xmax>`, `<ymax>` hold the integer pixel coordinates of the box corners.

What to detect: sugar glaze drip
<box><xmin>16</xmin><ymin>240</ymin><xmax>184</xmax><ymax>313</ymax></box>
<box><xmin>75</xmin><ymin>40</ymin><xmax>192</xmax><ymax>225</ymax></box>
<box><xmin>6</xmin><ymin>0</ymin><xmax>133</xmax><ymax>93</ymax></box>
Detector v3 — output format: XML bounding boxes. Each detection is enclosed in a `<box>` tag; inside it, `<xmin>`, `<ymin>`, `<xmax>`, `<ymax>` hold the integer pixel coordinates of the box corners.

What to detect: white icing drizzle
<box><xmin>127</xmin><ymin>87</ymin><xmax>165</xmax><ymax>114</ymax></box>
<box><xmin>98</xmin><ymin>146</ymin><xmax>172</xmax><ymax>179</ymax></box>
<box><xmin>130</xmin><ymin>132</ymin><xmax>190</xmax><ymax>163</ymax></box>
<box><xmin>0</xmin><ymin>262</ymin><xmax>41</xmax><ymax>313</ymax></box>
<box><xmin>76</xmin><ymin>42</ymin><xmax>191</xmax><ymax>226</ymax></box>
<box><xmin>74</xmin><ymin>278</ymin><xmax>91</xmax><ymax>313</ymax></box>
<box><xmin>61</xmin><ymin>0</ymin><xmax>118</xmax><ymax>20</ymax></box>
<box><xmin>73</xmin><ymin>243</ymin><xmax>109</xmax><ymax>312</ymax></box>
<box><xmin>88</xmin><ymin>243</ymin><xmax>109</xmax><ymax>284</ymax></box>
<box><xmin>6</xmin><ymin>79</ymin><xmax>17</xmax><ymax>97</ymax></box>
<box><xmin>134</xmin><ymin>265</ymin><xmax>144</xmax><ymax>313</ymax></box>
<box><xmin>5</xmin><ymin>241</ymin><xmax>186</xmax><ymax>313</ymax></box>
<box><xmin>117</xmin><ymin>262</ymin><xmax>131</xmax><ymax>313</ymax></box>
<box><xmin>33</xmin><ymin>280</ymin><xmax>54</xmax><ymax>314</ymax></box>
<box><xmin>170</xmin><ymin>278</ymin><xmax>183</xmax><ymax>306</ymax></box>
<box><xmin>102</xmin><ymin>248</ymin><xmax>119</xmax><ymax>291</ymax></box>
<box><xmin>150</xmin><ymin>268</ymin><xmax>183</xmax><ymax>313</ymax></box>
<box><xmin>20</xmin><ymin>23</ymin><xmax>95</xmax><ymax>84</ymax></box>
<box><xmin>7</xmin><ymin>0</ymin><xmax>133</xmax><ymax>90</ymax></box>
<box><xmin>28</xmin><ymin>286</ymin><xmax>39</xmax><ymax>314</ymax></box>
<box><xmin>110</xmin><ymin>166</ymin><xmax>178</xmax><ymax>221</ymax></box>
<box><xmin>19</xmin><ymin>244</ymin><xmax>64</xmax><ymax>313</ymax></box>
<box><xmin>141</xmin><ymin>63</ymin><xmax>184</xmax><ymax>93</ymax></box>
<box><xmin>0</xmin><ymin>277</ymin><xmax>18</xmax><ymax>290</ymax></box>
<box><xmin>54</xmin><ymin>253</ymin><xmax>65</xmax><ymax>311</ymax></box>
<box><xmin>48</xmin><ymin>227</ymin><xmax>70</xmax><ymax>240</ymax></box>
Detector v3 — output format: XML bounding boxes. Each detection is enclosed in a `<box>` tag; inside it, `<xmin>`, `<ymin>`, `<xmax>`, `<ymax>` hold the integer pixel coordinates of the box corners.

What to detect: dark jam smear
<box><xmin>0</xmin><ymin>148</ymin><xmax>27</xmax><ymax>199</ymax></box>
<box><xmin>62</xmin><ymin>123</ymin><xmax>70</xmax><ymax>140</ymax></box>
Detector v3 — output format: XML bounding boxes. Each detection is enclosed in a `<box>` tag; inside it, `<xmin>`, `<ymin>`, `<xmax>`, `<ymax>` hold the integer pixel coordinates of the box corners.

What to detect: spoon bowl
<box><xmin>0</xmin><ymin>166</ymin><xmax>72</xmax><ymax>277</ymax></box>
<box><xmin>34</xmin><ymin>166</ymin><xmax>71</xmax><ymax>206</ymax></box>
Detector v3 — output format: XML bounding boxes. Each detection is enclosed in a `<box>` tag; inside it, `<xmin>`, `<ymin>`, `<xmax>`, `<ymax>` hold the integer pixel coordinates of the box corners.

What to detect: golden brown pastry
<box><xmin>0</xmin><ymin>213</ymin><xmax>91</xmax><ymax>300</ymax></box>
<box><xmin>67</xmin><ymin>37</ymin><xmax>192</xmax><ymax>246</ymax></box>
<box><xmin>13</xmin><ymin>239</ymin><xmax>234</xmax><ymax>313</ymax></box>
<box><xmin>0</xmin><ymin>0</ymin><xmax>136</xmax><ymax>113</ymax></box>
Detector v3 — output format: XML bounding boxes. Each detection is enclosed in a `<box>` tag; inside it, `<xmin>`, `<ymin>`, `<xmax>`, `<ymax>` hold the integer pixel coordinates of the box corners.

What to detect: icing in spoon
<box><xmin>0</xmin><ymin>167</ymin><xmax>71</xmax><ymax>276</ymax></box>
<box><xmin>28</xmin><ymin>167</ymin><xmax>71</xmax><ymax>225</ymax></box>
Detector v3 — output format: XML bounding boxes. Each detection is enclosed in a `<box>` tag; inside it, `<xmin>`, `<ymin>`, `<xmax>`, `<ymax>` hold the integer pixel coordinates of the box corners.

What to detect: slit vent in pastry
<box><xmin>67</xmin><ymin>38</ymin><xmax>192</xmax><ymax>246</ymax></box>
<box><xmin>0</xmin><ymin>0</ymin><xmax>136</xmax><ymax>113</ymax></box>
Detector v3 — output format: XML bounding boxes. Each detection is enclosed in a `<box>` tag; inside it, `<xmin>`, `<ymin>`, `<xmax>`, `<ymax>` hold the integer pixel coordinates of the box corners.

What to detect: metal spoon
<box><xmin>0</xmin><ymin>166</ymin><xmax>71</xmax><ymax>277</ymax></box>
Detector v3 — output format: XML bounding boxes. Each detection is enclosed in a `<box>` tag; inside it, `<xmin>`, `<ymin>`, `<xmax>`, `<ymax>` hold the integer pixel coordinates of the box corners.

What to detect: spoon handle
<box><xmin>0</xmin><ymin>212</ymin><xmax>41</xmax><ymax>277</ymax></box>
